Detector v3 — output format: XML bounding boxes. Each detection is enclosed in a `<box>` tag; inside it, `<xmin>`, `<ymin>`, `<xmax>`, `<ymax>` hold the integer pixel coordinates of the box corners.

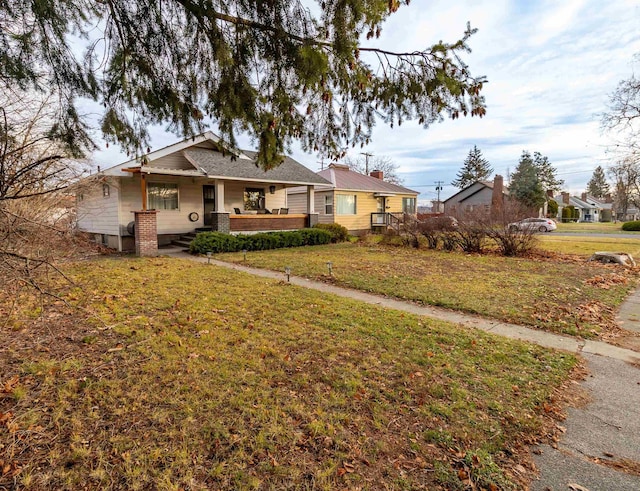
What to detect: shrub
<box><xmin>189</xmin><ymin>229</ymin><xmax>331</xmax><ymax>254</ymax></box>
<box><xmin>547</xmin><ymin>199</ymin><xmax>558</xmax><ymax>218</ymax></box>
<box><xmin>189</xmin><ymin>232</ymin><xmax>240</xmax><ymax>254</ymax></box>
<box><xmin>299</xmin><ymin>228</ymin><xmax>332</xmax><ymax>246</ymax></box>
<box><xmin>313</xmin><ymin>223</ymin><xmax>349</xmax><ymax>242</ymax></box>
<box><xmin>622</xmin><ymin>221</ymin><xmax>640</xmax><ymax>231</ymax></box>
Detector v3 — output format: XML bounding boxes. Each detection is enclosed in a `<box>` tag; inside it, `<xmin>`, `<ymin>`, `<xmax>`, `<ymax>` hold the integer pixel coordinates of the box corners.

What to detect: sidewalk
<box><xmin>164</xmin><ymin>249</ymin><xmax>640</xmax><ymax>489</ymax></box>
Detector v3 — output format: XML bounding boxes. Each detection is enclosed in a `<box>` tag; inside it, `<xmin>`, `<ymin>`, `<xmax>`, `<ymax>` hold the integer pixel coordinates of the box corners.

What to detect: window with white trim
<box><xmin>148</xmin><ymin>183</ymin><xmax>179</xmax><ymax>210</ymax></box>
<box><xmin>324</xmin><ymin>195</ymin><xmax>333</xmax><ymax>214</ymax></box>
<box><xmin>336</xmin><ymin>194</ymin><xmax>356</xmax><ymax>215</ymax></box>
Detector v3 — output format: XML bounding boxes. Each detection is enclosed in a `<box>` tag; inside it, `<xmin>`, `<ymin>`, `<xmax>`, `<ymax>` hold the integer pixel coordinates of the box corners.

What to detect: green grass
<box><xmin>554</xmin><ymin>221</ymin><xmax>624</xmax><ymax>233</ymax></box>
<box><xmin>0</xmin><ymin>258</ymin><xmax>577</xmax><ymax>490</ymax></box>
<box><xmin>216</xmin><ymin>241</ymin><xmax>638</xmax><ymax>337</ymax></box>
<box><xmin>538</xmin><ymin>235</ymin><xmax>640</xmax><ymax>256</ymax></box>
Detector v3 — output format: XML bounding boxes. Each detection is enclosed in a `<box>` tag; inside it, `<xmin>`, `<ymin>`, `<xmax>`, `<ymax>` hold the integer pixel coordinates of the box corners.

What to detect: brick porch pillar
<box><xmin>133</xmin><ymin>210</ymin><xmax>158</xmax><ymax>257</ymax></box>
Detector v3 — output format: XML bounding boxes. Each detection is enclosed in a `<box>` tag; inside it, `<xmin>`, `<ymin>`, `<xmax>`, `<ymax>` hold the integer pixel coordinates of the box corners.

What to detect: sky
<box><xmin>92</xmin><ymin>0</ymin><xmax>640</xmax><ymax>207</ymax></box>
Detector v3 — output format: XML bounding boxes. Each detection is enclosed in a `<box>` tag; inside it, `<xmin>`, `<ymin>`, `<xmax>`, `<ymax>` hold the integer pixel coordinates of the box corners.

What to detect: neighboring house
<box><xmin>554</xmin><ymin>193</ymin><xmax>603</xmax><ymax>222</ymax></box>
<box><xmin>287</xmin><ymin>164</ymin><xmax>419</xmax><ymax>235</ymax></box>
<box><xmin>443</xmin><ymin>175</ymin><xmax>507</xmax><ymax>216</ymax></box>
<box><xmin>76</xmin><ymin>132</ymin><xmax>330</xmax><ymax>253</ymax></box>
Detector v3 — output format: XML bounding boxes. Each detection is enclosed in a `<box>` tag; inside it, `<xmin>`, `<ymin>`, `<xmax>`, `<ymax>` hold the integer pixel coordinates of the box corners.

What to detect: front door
<box><xmin>373</xmin><ymin>197</ymin><xmax>386</xmax><ymax>225</ymax></box>
<box><xmin>203</xmin><ymin>185</ymin><xmax>216</xmax><ymax>226</ymax></box>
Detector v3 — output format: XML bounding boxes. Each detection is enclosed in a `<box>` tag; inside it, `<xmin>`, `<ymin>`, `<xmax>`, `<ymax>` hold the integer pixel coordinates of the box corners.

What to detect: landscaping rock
<box><xmin>588</xmin><ymin>252</ymin><xmax>636</xmax><ymax>267</ymax></box>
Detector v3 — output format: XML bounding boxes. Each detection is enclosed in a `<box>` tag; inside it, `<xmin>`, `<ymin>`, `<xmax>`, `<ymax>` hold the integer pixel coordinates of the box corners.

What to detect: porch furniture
<box><xmin>234</xmin><ymin>207</ymin><xmax>242</xmax><ymax>214</ymax></box>
<box><xmin>280</xmin><ymin>208</ymin><xmax>289</xmax><ymax>215</ymax></box>
<box><xmin>271</xmin><ymin>209</ymin><xmax>280</xmax><ymax>214</ymax></box>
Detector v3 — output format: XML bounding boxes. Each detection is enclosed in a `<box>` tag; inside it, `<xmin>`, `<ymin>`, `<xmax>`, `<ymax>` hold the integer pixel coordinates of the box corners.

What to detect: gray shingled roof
<box><xmin>317</xmin><ymin>166</ymin><xmax>418</xmax><ymax>194</ymax></box>
<box><xmin>183</xmin><ymin>148</ymin><xmax>330</xmax><ymax>185</ymax></box>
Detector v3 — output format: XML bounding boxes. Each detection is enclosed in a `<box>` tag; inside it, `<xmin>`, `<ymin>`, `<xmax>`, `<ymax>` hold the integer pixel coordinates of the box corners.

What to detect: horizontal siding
<box><xmin>286</xmin><ymin>193</ymin><xmax>307</xmax><ymax>213</ymax></box>
<box><xmin>334</xmin><ymin>191</ymin><xmax>377</xmax><ymax>231</ymax></box>
<box><xmin>76</xmin><ymin>178</ymin><xmax>120</xmax><ymax>235</ymax></box>
<box><xmin>224</xmin><ymin>181</ymin><xmax>287</xmax><ymax>213</ymax></box>
<box><xmin>153</xmin><ymin>152</ymin><xmax>197</xmax><ymax>170</ymax></box>
<box><xmin>119</xmin><ymin>176</ymin><xmax>291</xmax><ymax>233</ymax></box>
<box><xmin>316</xmin><ymin>191</ymin><xmax>334</xmax><ymax>224</ymax></box>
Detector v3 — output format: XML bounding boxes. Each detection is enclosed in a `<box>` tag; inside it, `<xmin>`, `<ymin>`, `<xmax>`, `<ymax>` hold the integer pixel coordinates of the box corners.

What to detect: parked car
<box><xmin>508</xmin><ymin>218</ymin><xmax>557</xmax><ymax>233</ymax></box>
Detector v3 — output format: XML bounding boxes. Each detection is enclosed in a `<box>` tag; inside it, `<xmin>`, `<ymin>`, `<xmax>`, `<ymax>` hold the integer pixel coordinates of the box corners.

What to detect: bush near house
<box><xmin>189</xmin><ymin>229</ymin><xmax>332</xmax><ymax>254</ymax></box>
<box><xmin>622</xmin><ymin>221</ymin><xmax>640</xmax><ymax>231</ymax></box>
<box><xmin>313</xmin><ymin>223</ymin><xmax>349</xmax><ymax>242</ymax></box>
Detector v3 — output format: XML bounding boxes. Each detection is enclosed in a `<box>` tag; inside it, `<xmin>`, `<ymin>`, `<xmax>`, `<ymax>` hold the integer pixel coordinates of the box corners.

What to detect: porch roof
<box><xmin>183</xmin><ymin>148</ymin><xmax>330</xmax><ymax>186</ymax></box>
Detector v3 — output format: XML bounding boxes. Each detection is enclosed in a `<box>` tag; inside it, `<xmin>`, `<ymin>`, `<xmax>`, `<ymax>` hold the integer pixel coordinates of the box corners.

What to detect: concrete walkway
<box><xmin>163</xmin><ymin>249</ymin><xmax>640</xmax><ymax>489</ymax></box>
<box><xmin>163</xmin><ymin>249</ymin><xmax>640</xmax><ymax>364</ymax></box>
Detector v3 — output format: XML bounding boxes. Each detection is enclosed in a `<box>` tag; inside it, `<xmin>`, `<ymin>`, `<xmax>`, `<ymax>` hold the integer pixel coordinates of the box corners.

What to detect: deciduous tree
<box><xmin>0</xmin><ymin>0</ymin><xmax>487</xmax><ymax>169</ymax></box>
<box><xmin>451</xmin><ymin>145</ymin><xmax>492</xmax><ymax>189</ymax></box>
<box><xmin>344</xmin><ymin>155</ymin><xmax>403</xmax><ymax>184</ymax></box>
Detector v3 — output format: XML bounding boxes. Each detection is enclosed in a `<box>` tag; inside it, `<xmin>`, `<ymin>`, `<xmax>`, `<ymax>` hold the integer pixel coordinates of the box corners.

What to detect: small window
<box><xmin>148</xmin><ymin>182</ymin><xmax>179</xmax><ymax>210</ymax></box>
<box><xmin>402</xmin><ymin>197</ymin><xmax>416</xmax><ymax>214</ymax></box>
<box><xmin>336</xmin><ymin>194</ymin><xmax>356</xmax><ymax>215</ymax></box>
<box><xmin>324</xmin><ymin>195</ymin><xmax>333</xmax><ymax>215</ymax></box>
<box><xmin>103</xmin><ymin>184</ymin><xmax>110</xmax><ymax>197</ymax></box>
<box><xmin>244</xmin><ymin>187</ymin><xmax>265</xmax><ymax>210</ymax></box>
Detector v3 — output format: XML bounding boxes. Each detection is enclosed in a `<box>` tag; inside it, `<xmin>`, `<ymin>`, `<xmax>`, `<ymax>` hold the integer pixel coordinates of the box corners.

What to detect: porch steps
<box><xmin>171</xmin><ymin>232</ymin><xmax>198</xmax><ymax>250</ymax></box>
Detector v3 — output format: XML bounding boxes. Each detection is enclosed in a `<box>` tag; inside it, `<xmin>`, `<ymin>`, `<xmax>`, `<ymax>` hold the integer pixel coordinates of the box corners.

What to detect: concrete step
<box><xmin>171</xmin><ymin>239</ymin><xmax>193</xmax><ymax>248</ymax></box>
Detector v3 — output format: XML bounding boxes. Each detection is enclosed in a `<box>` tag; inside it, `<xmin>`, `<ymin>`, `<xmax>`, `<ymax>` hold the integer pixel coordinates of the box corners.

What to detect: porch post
<box><xmin>214</xmin><ymin>179</ymin><xmax>225</xmax><ymax>212</ymax></box>
<box><xmin>307</xmin><ymin>185</ymin><xmax>315</xmax><ymax>213</ymax></box>
<box><xmin>133</xmin><ymin>210</ymin><xmax>158</xmax><ymax>256</ymax></box>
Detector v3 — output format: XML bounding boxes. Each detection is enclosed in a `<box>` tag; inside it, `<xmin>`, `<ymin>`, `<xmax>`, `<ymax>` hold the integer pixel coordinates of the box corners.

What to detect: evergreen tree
<box><xmin>509</xmin><ymin>151</ymin><xmax>545</xmax><ymax>209</ymax></box>
<box><xmin>587</xmin><ymin>166</ymin><xmax>610</xmax><ymax>198</ymax></box>
<box><xmin>451</xmin><ymin>145</ymin><xmax>493</xmax><ymax>189</ymax></box>
<box><xmin>532</xmin><ymin>152</ymin><xmax>564</xmax><ymax>192</ymax></box>
<box><xmin>0</xmin><ymin>1</ymin><xmax>487</xmax><ymax>169</ymax></box>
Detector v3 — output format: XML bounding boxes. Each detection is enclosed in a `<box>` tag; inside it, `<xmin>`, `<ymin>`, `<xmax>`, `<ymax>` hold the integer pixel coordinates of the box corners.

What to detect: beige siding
<box><xmin>286</xmin><ymin>193</ymin><xmax>307</xmax><ymax>213</ymax></box>
<box><xmin>76</xmin><ymin>178</ymin><xmax>120</xmax><ymax>235</ymax></box>
<box><xmin>153</xmin><ymin>152</ymin><xmax>197</xmax><ymax>170</ymax></box>
<box><xmin>223</xmin><ymin>181</ymin><xmax>287</xmax><ymax>213</ymax></box>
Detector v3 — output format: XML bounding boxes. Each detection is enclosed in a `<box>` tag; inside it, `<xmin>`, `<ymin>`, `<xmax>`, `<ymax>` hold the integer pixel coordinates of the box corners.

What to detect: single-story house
<box><xmin>287</xmin><ymin>164</ymin><xmax>419</xmax><ymax>235</ymax></box>
<box><xmin>443</xmin><ymin>175</ymin><xmax>507</xmax><ymax>216</ymax></box>
<box><xmin>76</xmin><ymin>132</ymin><xmax>330</xmax><ymax>254</ymax></box>
<box><xmin>554</xmin><ymin>193</ymin><xmax>603</xmax><ymax>222</ymax></box>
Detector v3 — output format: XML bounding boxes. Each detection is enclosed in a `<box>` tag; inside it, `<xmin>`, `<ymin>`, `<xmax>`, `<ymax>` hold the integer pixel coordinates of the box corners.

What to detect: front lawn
<box><xmin>0</xmin><ymin>258</ymin><xmax>577</xmax><ymax>490</ymax></box>
<box><xmin>217</xmin><ymin>242</ymin><xmax>638</xmax><ymax>338</ymax></box>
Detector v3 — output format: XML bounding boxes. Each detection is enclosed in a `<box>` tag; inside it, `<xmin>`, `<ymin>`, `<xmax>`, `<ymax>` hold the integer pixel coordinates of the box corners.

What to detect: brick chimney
<box><xmin>605</xmin><ymin>193</ymin><xmax>613</xmax><ymax>203</ymax></box>
<box><xmin>546</xmin><ymin>189</ymin><xmax>554</xmax><ymax>198</ymax></box>
<box><xmin>561</xmin><ymin>192</ymin><xmax>570</xmax><ymax>205</ymax></box>
<box><xmin>491</xmin><ymin>175</ymin><xmax>504</xmax><ymax>216</ymax></box>
<box><xmin>370</xmin><ymin>170</ymin><xmax>383</xmax><ymax>180</ymax></box>
<box><xmin>581</xmin><ymin>192</ymin><xmax>588</xmax><ymax>201</ymax></box>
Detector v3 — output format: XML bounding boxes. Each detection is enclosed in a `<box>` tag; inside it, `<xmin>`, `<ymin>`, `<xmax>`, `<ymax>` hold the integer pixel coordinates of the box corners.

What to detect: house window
<box><xmin>336</xmin><ymin>194</ymin><xmax>356</xmax><ymax>215</ymax></box>
<box><xmin>402</xmin><ymin>197</ymin><xmax>416</xmax><ymax>214</ymax></box>
<box><xmin>324</xmin><ymin>195</ymin><xmax>333</xmax><ymax>215</ymax></box>
<box><xmin>103</xmin><ymin>184</ymin><xmax>110</xmax><ymax>197</ymax></box>
<box><xmin>244</xmin><ymin>187</ymin><xmax>265</xmax><ymax>210</ymax></box>
<box><xmin>148</xmin><ymin>182</ymin><xmax>179</xmax><ymax>210</ymax></box>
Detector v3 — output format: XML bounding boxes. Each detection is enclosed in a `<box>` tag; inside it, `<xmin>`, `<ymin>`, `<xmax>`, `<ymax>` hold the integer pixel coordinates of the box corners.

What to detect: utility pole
<box><xmin>360</xmin><ymin>152</ymin><xmax>373</xmax><ymax>174</ymax></box>
<box><xmin>317</xmin><ymin>158</ymin><xmax>325</xmax><ymax>171</ymax></box>
<box><xmin>434</xmin><ymin>181</ymin><xmax>444</xmax><ymax>203</ymax></box>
